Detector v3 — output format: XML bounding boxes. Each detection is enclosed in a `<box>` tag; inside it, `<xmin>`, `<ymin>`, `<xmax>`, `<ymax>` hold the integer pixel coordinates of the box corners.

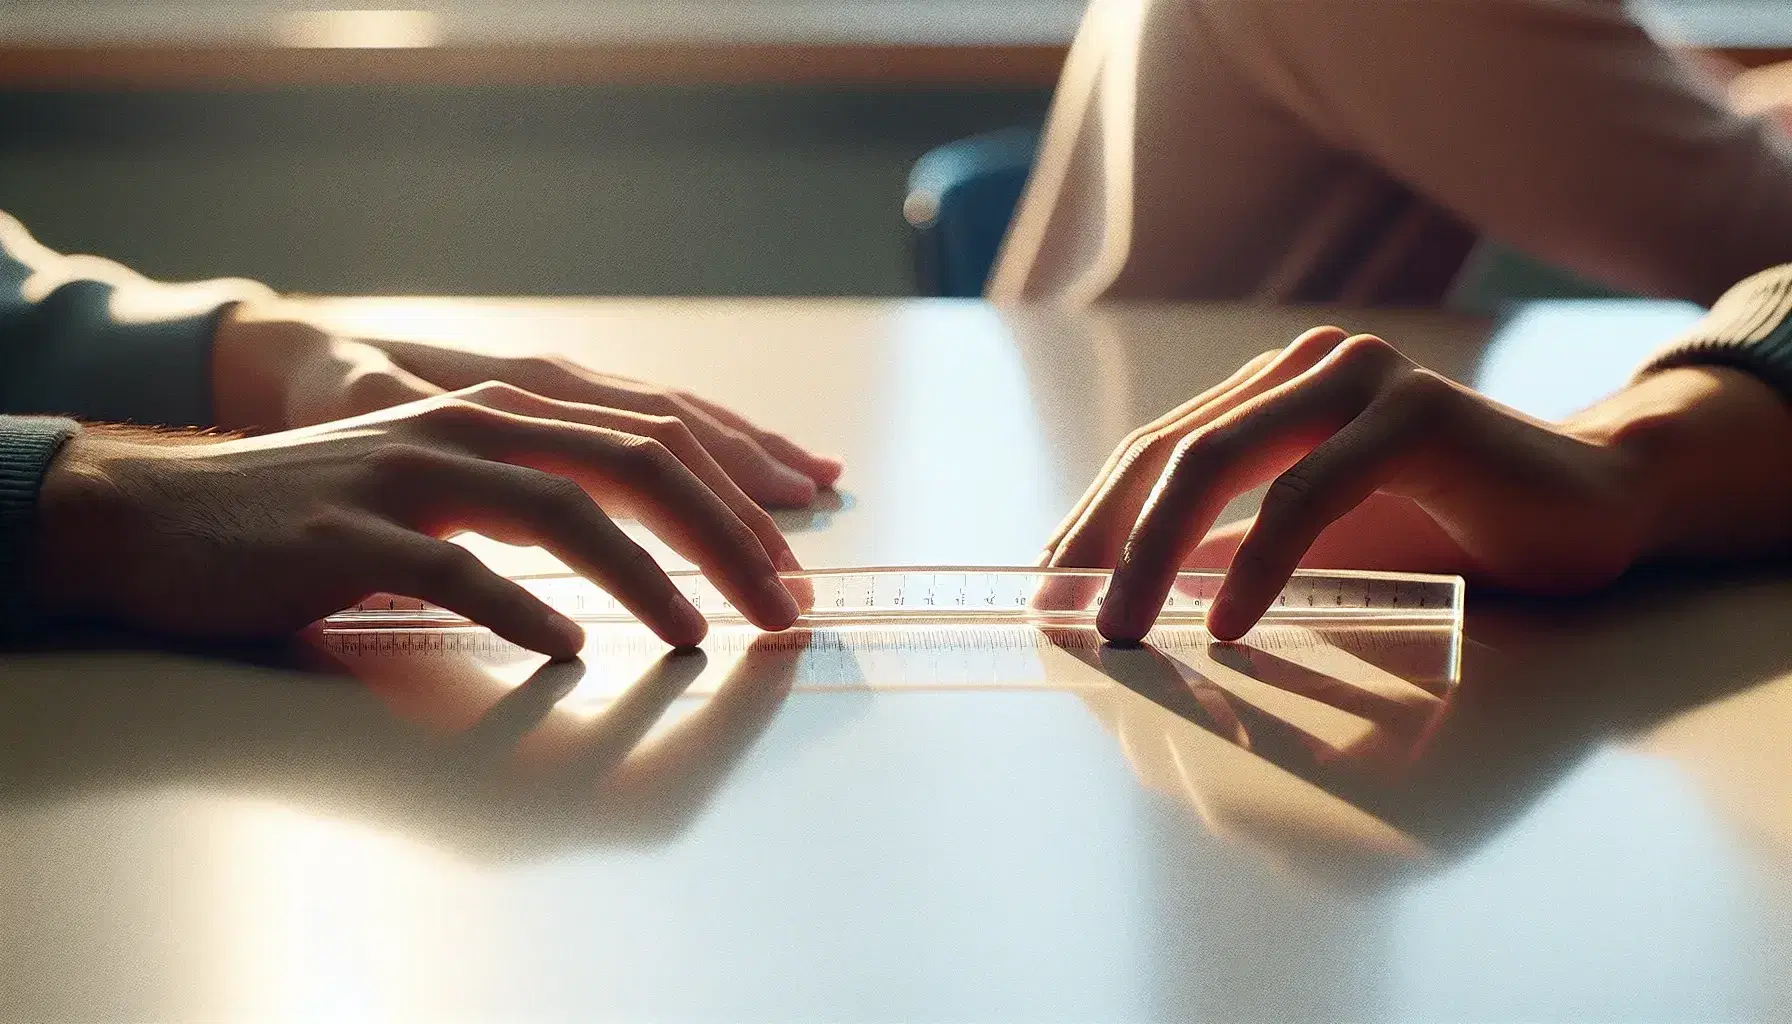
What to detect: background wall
<box><xmin>0</xmin><ymin>86</ymin><xmax>1052</xmax><ymax>296</ymax></box>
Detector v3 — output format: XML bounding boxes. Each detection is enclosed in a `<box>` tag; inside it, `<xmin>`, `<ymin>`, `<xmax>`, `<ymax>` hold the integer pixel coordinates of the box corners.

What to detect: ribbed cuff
<box><xmin>0</xmin><ymin>416</ymin><xmax>79</xmax><ymax>633</ymax></box>
<box><xmin>1635</xmin><ymin>264</ymin><xmax>1792</xmax><ymax>398</ymax></box>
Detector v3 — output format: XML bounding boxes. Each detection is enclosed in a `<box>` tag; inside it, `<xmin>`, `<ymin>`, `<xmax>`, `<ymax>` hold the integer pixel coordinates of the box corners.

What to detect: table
<box><xmin>0</xmin><ymin>0</ymin><xmax>1784</xmax><ymax>88</ymax></box>
<box><xmin>6</xmin><ymin>297</ymin><xmax>1791</xmax><ymax>1022</ymax></box>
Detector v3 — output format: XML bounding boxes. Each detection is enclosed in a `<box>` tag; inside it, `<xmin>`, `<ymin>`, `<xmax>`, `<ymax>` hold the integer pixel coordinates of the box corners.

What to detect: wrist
<box><xmin>1564</xmin><ymin>367</ymin><xmax>1792</xmax><ymax>564</ymax></box>
<box><xmin>32</xmin><ymin>434</ymin><xmax>135</xmax><ymax>621</ymax></box>
<box><xmin>210</xmin><ymin>300</ymin><xmax>337</xmax><ymax>432</ymax></box>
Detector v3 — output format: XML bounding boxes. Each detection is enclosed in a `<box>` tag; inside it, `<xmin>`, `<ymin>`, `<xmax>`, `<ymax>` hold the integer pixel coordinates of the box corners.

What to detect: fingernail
<box><xmin>758</xmin><ymin>574</ymin><xmax>802</xmax><ymax>628</ymax></box>
<box><xmin>667</xmin><ymin>594</ymin><xmax>708</xmax><ymax>647</ymax></box>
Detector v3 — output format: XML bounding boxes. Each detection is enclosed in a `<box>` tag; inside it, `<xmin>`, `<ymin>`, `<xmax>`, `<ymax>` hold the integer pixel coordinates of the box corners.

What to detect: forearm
<box><xmin>0</xmin><ymin>212</ymin><xmax>272</xmax><ymax>426</ymax></box>
<box><xmin>1568</xmin><ymin>366</ymin><xmax>1792</xmax><ymax>563</ymax></box>
<box><xmin>1568</xmin><ymin>264</ymin><xmax>1792</xmax><ymax>562</ymax></box>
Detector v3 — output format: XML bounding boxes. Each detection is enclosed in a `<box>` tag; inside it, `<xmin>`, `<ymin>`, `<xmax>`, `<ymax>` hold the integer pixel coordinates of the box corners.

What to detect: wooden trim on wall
<box><xmin>0</xmin><ymin>40</ymin><xmax>1780</xmax><ymax>91</ymax></box>
<box><xmin>0</xmin><ymin>42</ymin><xmax>1071</xmax><ymax>89</ymax></box>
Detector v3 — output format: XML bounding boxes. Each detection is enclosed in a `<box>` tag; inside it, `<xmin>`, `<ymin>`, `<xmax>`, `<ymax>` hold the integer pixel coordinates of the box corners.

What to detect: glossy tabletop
<box><xmin>6</xmin><ymin>297</ymin><xmax>1792</xmax><ymax>1023</ymax></box>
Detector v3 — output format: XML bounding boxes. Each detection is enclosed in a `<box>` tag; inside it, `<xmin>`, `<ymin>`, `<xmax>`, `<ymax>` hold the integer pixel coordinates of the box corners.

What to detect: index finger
<box><xmin>433</xmin><ymin>405</ymin><xmax>800</xmax><ymax>632</ymax></box>
<box><xmin>1100</xmin><ymin>337</ymin><xmax>1398</xmax><ymax>641</ymax></box>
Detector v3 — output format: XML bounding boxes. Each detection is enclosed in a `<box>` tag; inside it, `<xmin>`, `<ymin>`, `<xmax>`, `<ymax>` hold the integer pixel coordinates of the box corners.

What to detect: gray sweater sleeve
<box><xmin>0</xmin><ymin>211</ymin><xmax>273</xmax><ymax>425</ymax></box>
<box><xmin>1636</xmin><ymin>263</ymin><xmax>1792</xmax><ymax>395</ymax></box>
<box><xmin>0</xmin><ymin>415</ymin><xmax>77</xmax><ymax>628</ymax></box>
<box><xmin>0</xmin><ymin>212</ymin><xmax>274</xmax><ymax>628</ymax></box>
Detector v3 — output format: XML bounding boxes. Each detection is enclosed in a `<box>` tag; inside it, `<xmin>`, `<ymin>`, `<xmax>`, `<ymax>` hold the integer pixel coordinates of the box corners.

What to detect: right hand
<box><xmin>33</xmin><ymin>382</ymin><xmax>808</xmax><ymax>658</ymax></box>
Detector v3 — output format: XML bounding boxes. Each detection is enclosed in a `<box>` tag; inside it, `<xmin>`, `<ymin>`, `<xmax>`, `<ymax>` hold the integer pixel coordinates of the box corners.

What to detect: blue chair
<box><xmin>904</xmin><ymin>127</ymin><xmax>1041</xmax><ymax>298</ymax></box>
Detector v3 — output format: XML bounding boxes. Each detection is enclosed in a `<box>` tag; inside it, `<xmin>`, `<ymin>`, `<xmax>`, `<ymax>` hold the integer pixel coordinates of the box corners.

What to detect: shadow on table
<box><xmin>1065</xmin><ymin>564</ymin><xmax>1792</xmax><ymax>890</ymax></box>
<box><xmin>5</xmin><ymin>563</ymin><xmax>1789</xmax><ymax>880</ymax></box>
<box><xmin>0</xmin><ymin>629</ymin><xmax>817</xmax><ymax>861</ymax></box>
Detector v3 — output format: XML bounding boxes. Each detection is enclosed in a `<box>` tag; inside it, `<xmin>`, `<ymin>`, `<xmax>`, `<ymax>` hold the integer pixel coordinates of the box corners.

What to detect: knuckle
<box><xmin>422</xmin><ymin>397</ymin><xmax>499</xmax><ymax>434</ymax></box>
<box><xmin>1329</xmin><ymin>333</ymin><xmax>1399</xmax><ymax>373</ymax></box>
<box><xmin>643</xmin><ymin>413</ymin><xmax>700</xmax><ymax>450</ymax></box>
<box><xmin>343</xmin><ymin>367</ymin><xmax>415</xmax><ymax>408</ymax></box>
<box><xmin>416</xmin><ymin>543</ymin><xmax>481</xmax><ymax>589</ymax></box>
<box><xmin>366</xmin><ymin>442</ymin><xmax>452</xmax><ymax>477</ymax></box>
<box><xmin>297</xmin><ymin>507</ymin><xmax>362</xmax><ymax>544</ymax></box>
<box><xmin>1117</xmin><ymin>429</ymin><xmax>1178</xmax><ymax>473</ymax></box>
<box><xmin>514</xmin><ymin>354</ymin><xmax>570</xmax><ymax>378</ymax></box>
<box><xmin>1165</xmin><ymin>426</ymin><xmax>1218</xmax><ymax>474</ymax></box>
<box><xmin>1282</xmin><ymin>326</ymin><xmax>1351</xmax><ymax>362</ymax></box>
<box><xmin>462</xmin><ymin>379</ymin><xmax>531</xmax><ymax>403</ymax></box>
<box><xmin>1388</xmin><ymin>367</ymin><xmax>1454</xmax><ymax>410</ymax></box>
<box><xmin>529</xmin><ymin>472</ymin><xmax>590</xmax><ymax>512</ymax></box>
<box><xmin>1261</xmin><ymin>471</ymin><xmax>1320</xmax><ymax>518</ymax></box>
<box><xmin>617</xmin><ymin>436</ymin><xmax>681</xmax><ymax>481</ymax></box>
<box><xmin>711</xmin><ymin>427</ymin><xmax>760</xmax><ymax>458</ymax></box>
<box><xmin>625</xmin><ymin>389</ymin><xmax>679</xmax><ymax>417</ymax></box>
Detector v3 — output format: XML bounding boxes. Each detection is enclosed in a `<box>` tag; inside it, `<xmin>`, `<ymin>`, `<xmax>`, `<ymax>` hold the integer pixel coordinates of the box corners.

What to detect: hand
<box><xmin>210</xmin><ymin>301</ymin><xmax>843</xmax><ymax>508</ymax></box>
<box><xmin>34</xmin><ymin>384</ymin><xmax>810</xmax><ymax>657</ymax></box>
<box><xmin>1043</xmin><ymin>327</ymin><xmax>1792</xmax><ymax>642</ymax></box>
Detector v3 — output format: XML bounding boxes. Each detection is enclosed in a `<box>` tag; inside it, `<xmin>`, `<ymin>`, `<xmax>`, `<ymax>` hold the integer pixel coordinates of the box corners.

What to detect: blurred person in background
<box><xmin>991</xmin><ymin>0</ymin><xmax>1792</xmax><ymax>307</ymax></box>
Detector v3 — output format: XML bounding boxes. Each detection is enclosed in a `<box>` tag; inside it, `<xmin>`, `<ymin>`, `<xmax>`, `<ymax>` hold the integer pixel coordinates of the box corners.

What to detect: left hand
<box><xmin>211</xmin><ymin>301</ymin><xmax>842</xmax><ymax>508</ymax></box>
<box><xmin>1042</xmin><ymin>326</ymin><xmax>1792</xmax><ymax>643</ymax></box>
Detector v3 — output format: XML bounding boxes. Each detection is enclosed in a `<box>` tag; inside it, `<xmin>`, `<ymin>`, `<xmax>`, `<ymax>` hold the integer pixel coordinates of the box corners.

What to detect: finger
<box><xmin>1041</xmin><ymin>348</ymin><xmax>1284</xmax><ymax>562</ymax></box>
<box><xmin>675</xmin><ymin>389</ymin><xmax>845</xmax><ymax>489</ymax></box>
<box><xmin>1208</xmin><ymin>379</ymin><xmax>1445</xmax><ymax>640</ymax></box>
<box><xmin>658</xmin><ymin>397</ymin><xmax>818</xmax><ymax>508</ymax></box>
<box><xmin>1048</xmin><ymin>327</ymin><xmax>1349</xmax><ymax>572</ymax></box>
<box><xmin>369</xmin><ymin>344</ymin><xmax>835</xmax><ymax>503</ymax></box>
<box><xmin>1032</xmin><ymin>349</ymin><xmax>1290</xmax><ymax>613</ymax></box>
<box><xmin>374</xmin><ymin>450</ymin><xmax>717</xmax><ymax>645</ymax></box>
<box><xmin>354</xmin><ymin>518</ymin><xmax>588</xmax><ymax>659</ymax></box>
<box><xmin>456</xmin><ymin>383</ymin><xmax>801</xmax><ymax>572</ymax></box>
<box><xmin>420</xmin><ymin>407</ymin><xmax>801</xmax><ymax>631</ymax></box>
<box><xmin>618</xmin><ymin>389</ymin><xmax>816</xmax><ymax>507</ymax></box>
<box><xmin>1035</xmin><ymin>330</ymin><xmax>1343</xmax><ymax>613</ymax></box>
<box><xmin>492</xmin><ymin>361</ymin><xmax>825</xmax><ymax>506</ymax></box>
<box><xmin>1099</xmin><ymin>335</ymin><xmax>1401</xmax><ymax>642</ymax></box>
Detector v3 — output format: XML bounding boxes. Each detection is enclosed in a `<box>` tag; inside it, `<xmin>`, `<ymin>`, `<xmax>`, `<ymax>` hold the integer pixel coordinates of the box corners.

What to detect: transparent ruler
<box><xmin>326</xmin><ymin>566</ymin><xmax>1463</xmax><ymax>630</ymax></box>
